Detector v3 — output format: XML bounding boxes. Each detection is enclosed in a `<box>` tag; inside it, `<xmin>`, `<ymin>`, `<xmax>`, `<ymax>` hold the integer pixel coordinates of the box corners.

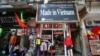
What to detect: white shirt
<box><xmin>29</xmin><ymin>34</ymin><xmax>34</xmax><ymax>40</ymax></box>
<box><xmin>40</xmin><ymin>42</ymin><xmax>47</xmax><ymax>51</ymax></box>
<box><xmin>48</xmin><ymin>43</ymin><xmax>53</xmax><ymax>51</ymax></box>
<box><xmin>29</xmin><ymin>34</ymin><xmax>36</xmax><ymax>47</ymax></box>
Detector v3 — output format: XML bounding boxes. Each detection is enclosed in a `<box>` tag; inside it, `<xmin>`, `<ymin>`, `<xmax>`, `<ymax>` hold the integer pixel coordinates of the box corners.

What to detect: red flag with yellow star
<box><xmin>14</xmin><ymin>12</ymin><xmax>27</xmax><ymax>28</ymax></box>
<box><xmin>91</xmin><ymin>25</ymin><xmax>100</xmax><ymax>36</ymax></box>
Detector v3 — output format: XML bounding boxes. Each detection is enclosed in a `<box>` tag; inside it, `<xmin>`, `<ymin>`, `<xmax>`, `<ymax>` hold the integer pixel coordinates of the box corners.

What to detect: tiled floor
<box><xmin>73</xmin><ymin>53</ymin><xmax>81</xmax><ymax>56</ymax></box>
<box><xmin>0</xmin><ymin>52</ymin><xmax>81</xmax><ymax>56</ymax></box>
<box><xmin>73</xmin><ymin>51</ymin><xmax>81</xmax><ymax>56</ymax></box>
<box><xmin>0</xmin><ymin>49</ymin><xmax>82</xmax><ymax>56</ymax></box>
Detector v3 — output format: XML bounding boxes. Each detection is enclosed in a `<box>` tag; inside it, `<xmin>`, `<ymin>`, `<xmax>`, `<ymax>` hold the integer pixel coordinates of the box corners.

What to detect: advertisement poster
<box><xmin>89</xmin><ymin>40</ymin><xmax>100</xmax><ymax>55</ymax></box>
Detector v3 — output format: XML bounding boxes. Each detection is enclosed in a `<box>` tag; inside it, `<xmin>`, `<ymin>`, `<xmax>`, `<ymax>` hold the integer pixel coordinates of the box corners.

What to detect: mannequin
<box><xmin>9</xmin><ymin>31</ymin><xmax>17</xmax><ymax>56</ymax></box>
<box><xmin>29</xmin><ymin>33</ymin><xmax>36</xmax><ymax>56</ymax></box>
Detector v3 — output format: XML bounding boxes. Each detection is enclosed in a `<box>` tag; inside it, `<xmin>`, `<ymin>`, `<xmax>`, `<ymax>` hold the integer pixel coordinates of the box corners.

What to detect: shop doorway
<box><xmin>53</xmin><ymin>30</ymin><xmax>64</xmax><ymax>55</ymax></box>
<box><xmin>41</xmin><ymin>30</ymin><xmax>65</xmax><ymax>56</ymax></box>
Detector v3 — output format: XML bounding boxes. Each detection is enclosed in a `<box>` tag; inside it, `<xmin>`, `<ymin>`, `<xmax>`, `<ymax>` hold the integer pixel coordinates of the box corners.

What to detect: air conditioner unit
<box><xmin>85</xmin><ymin>20</ymin><xmax>94</xmax><ymax>26</ymax></box>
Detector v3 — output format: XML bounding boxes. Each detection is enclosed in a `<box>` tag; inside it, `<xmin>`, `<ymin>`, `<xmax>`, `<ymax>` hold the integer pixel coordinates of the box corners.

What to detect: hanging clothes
<box><xmin>40</xmin><ymin>41</ymin><xmax>48</xmax><ymax>56</ymax></box>
<box><xmin>9</xmin><ymin>34</ymin><xmax>17</xmax><ymax>45</ymax></box>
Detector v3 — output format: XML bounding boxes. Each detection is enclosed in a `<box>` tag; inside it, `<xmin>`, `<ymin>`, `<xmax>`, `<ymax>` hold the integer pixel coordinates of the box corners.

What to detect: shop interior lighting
<box><xmin>0</xmin><ymin>28</ymin><xmax>3</xmax><ymax>36</ymax></box>
<box><xmin>2</xmin><ymin>11</ymin><xmax>7</xmax><ymax>15</ymax></box>
<box><xmin>42</xmin><ymin>18</ymin><xmax>45</xmax><ymax>21</ymax></box>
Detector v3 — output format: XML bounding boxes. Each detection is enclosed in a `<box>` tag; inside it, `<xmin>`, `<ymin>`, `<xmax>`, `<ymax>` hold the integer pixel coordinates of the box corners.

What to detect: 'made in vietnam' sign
<box><xmin>37</xmin><ymin>3</ymin><xmax>79</xmax><ymax>22</ymax></box>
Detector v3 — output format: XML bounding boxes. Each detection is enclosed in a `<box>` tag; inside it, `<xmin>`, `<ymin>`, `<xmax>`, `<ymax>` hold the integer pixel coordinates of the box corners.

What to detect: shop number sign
<box><xmin>37</xmin><ymin>3</ymin><xmax>79</xmax><ymax>22</ymax></box>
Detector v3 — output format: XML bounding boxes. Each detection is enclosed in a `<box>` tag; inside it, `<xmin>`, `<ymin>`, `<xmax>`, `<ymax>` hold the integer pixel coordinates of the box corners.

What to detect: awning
<box><xmin>77</xmin><ymin>4</ymin><xmax>88</xmax><ymax>19</ymax></box>
<box><xmin>83</xmin><ymin>13</ymin><xmax>100</xmax><ymax>20</ymax></box>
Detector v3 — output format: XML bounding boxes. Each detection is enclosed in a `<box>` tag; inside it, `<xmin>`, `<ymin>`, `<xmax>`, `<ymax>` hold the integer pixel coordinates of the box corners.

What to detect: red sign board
<box><xmin>43</xmin><ymin>24</ymin><xmax>52</xmax><ymax>28</ymax></box>
<box><xmin>53</xmin><ymin>23</ymin><xmax>63</xmax><ymax>28</ymax></box>
<box><xmin>53</xmin><ymin>31</ymin><xmax>63</xmax><ymax>34</ymax></box>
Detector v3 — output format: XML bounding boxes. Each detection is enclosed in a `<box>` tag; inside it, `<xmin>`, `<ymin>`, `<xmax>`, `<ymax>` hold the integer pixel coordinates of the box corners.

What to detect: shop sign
<box><xmin>53</xmin><ymin>23</ymin><xmax>63</xmax><ymax>28</ymax></box>
<box><xmin>17</xmin><ymin>29</ymin><xmax>26</xmax><ymax>36</ymax></box>
<box><xmin>53</xmin><ymin>31</ymin><xmax>63</xmax><ymax>34</ymax></box>
<box><xmin>43</xmin><ymin>24</ymin><xmax>52</xmax><ymax>28</ymax></box>
<box><xmin>37</xmin><ymin>3</ymin><xmax>79</xmax><ymax>22</ymax></box>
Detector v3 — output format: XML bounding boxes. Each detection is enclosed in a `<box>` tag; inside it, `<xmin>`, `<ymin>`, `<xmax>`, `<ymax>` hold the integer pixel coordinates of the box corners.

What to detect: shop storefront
<box><xmin>0</xmin><ymin>2</ymin><xmax>88</xmax><ymax>56</ymax></box>
<box><xmin>36</xmin><ymin>2</ymin><xmax>80</xmax><ymax>56</ymax></box>
<box><xmin>84</xmin><ymin>14</ymin><xmax>100</xmax><ymax>56</ymax></box>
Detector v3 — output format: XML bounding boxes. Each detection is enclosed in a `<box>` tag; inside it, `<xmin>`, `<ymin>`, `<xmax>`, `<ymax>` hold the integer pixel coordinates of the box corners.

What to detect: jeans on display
<box><xmin>34</xmin><ymin>45</ymin><xmax>41</xmax><ymax>56</ymax></box>
<box><xmin>41</xmin><ymin>51</ymin><xmax>47</xmax><ymax>56</ymax></box>
<box><xmin>9</xmin><ymin>44</ymin><xmax>14</xmax><ymax>56</ymax></box>
<box><xmin>29</xmin><ymin>45</ymin><xmax>35</xmax><ymax>56</ymax></box>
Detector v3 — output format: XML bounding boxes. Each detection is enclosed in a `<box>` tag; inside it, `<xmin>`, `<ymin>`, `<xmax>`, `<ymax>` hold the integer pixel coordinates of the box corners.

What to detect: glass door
<box><xmin>41</xmin><ymin>30</ymin><xmax>65</xmax><ymax>56</ymax></box>
<box><xmin>40</xmin><ymin>23</ymin><xmax>67</xmax><ymax>56</ymax></box>
<box><xmin>53</xmin><ymin>30</ymin><xmax>65</xmax><ymax>56</ymax></box>
<box><xmin>41</xmin><ymin>30</ymin><xmax>52</xmax><ymax>40</ymax></box>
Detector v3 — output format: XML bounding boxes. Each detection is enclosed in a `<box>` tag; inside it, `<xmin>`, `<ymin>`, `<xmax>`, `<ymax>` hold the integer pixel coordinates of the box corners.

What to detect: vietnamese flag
<box><xmin>14</xmin><ymin>12</ymin><xmax>27</xmax><ymax>28</ymax></box>
<box><xmin>91</xmin><ymin>26</ymin><xmax>100</xmax><ymax>36</ymax></box>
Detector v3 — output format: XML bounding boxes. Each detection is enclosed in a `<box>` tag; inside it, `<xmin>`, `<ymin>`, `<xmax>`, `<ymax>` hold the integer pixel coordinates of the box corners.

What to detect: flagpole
<box><xmin>64</xmin><ymin>23</ymin><xmax>67</xmax><ymax>56</ymax></box>
<box><xmin>64</xmin><ymin>45</ymin><xmax>67</xmax><ymax>56</ymax></box>
<box><xmin>67</xmin><ymin>24</ymin><xmax>73</xmax><ymax>56</ymax></box>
